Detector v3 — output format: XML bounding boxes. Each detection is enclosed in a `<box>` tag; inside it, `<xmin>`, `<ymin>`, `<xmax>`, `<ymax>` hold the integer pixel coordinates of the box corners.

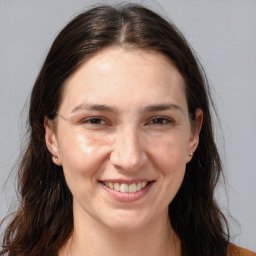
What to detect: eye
<box><xmin>146</xmin><ymin>117</ymin><xmax>173</xmax><ymax>125</ymax></box>
<box><xmin>81</xmin><ymin>117</ymin><xmax>110</xmax><ymax>126</ymax></box>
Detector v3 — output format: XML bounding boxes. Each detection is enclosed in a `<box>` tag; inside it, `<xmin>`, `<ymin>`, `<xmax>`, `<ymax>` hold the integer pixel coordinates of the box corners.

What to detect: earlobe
<box><xmin>44</xmin><ymin>116</ymin><xmax>62</xmax><ymax>166</ymax></box>
<box><xmin>186</xmin><ymin>109</ymin><xmax>203</xmax><ymax>163</ymax></box>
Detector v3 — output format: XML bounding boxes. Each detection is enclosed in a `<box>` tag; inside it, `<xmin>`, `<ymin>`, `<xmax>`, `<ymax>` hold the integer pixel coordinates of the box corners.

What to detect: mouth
<box><xmin>101</xmin><ymin>181</ymin><xmax>151</xmax><ymax>193</ymax></box>
<box><xmin>99</xmin><ymin>179</ymin><xmax>155</xmax><ymax>202</ymax></box>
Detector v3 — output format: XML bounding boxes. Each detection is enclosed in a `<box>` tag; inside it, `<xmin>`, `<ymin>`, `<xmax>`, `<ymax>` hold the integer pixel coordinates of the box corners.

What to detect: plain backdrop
<box><xmin>0</xmin><ymin>0</ymin><xmax>255</xmax><ymax>252</ymax></box>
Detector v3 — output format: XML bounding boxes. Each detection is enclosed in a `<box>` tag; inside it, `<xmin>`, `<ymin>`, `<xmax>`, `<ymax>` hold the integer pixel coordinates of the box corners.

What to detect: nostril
<box><xmin>109</xmin><ymin>152</ymin><xmax>147</xmax><ymax>172</ymax></box>
<box><xmin>109</xmin><ymin>131</ymin><xmax>148</xmax><ymax>171</ymax></box>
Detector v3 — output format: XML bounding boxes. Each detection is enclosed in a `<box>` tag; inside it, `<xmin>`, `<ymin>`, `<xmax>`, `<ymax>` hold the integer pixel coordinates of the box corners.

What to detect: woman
<box><xmin>1</xmin><ymin>4</ymin><xmax>255</xmax><ymax>256</ymax></box>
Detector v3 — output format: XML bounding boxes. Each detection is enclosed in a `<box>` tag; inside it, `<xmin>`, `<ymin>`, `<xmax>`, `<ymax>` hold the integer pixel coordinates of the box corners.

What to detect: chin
<box><xmin>102</xmin><ymin>210</ymin><xmax>150</xmax><ymax>232</ymax></box>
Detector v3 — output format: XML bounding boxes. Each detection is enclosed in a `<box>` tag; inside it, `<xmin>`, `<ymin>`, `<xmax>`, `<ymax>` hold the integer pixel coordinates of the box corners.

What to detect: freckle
<box><xmin>78</xmin><ymin>133</ymin><xmax>112</xmax><ymax>152</ymax></box>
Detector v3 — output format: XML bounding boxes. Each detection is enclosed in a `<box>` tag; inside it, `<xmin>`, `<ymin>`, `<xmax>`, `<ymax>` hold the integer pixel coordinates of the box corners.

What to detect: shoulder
<box><xmin>227</xmin><ymin>244</ymin><xmax>256</xmax><ymax>256</ymax></box>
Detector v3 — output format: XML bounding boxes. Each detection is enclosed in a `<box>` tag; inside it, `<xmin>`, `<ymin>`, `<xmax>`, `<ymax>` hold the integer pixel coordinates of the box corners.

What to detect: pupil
<box><xmin>92</xmin><ymin>119</ymin><xmax>100</xmax><ymax>124</ymax></box>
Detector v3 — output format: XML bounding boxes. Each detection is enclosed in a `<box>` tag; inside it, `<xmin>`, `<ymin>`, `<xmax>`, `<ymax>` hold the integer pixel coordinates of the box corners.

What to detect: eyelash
<box><xmin>146</xmin><ymin>117</ymin><xmax>173</xmax><ymax>126</ymax></box>
<box><xmin>80</xmin><ymin>116</ymin><xmax>173</xmax><ymax>126</ymax></box>
<box><xmin>81</xmin><ymin>117</ymin><xmax>110</xmax><ymax>126</ymax></box>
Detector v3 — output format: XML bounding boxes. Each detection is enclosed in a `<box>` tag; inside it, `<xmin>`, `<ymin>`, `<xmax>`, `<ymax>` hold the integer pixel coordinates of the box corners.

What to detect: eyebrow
<box><xmin>71</xmin><ymin>103</ymin><xmax>118</xmax><ymax>114</ymax></box>
<box><xmin>143</xmin><ymin>104</ymin><xmax>184</xmax><ymax>114</ymax></box>
<box><xmin>71</xmin><ymin>103</ymin><xmax>184</xmax><ymax>114</ymax></box>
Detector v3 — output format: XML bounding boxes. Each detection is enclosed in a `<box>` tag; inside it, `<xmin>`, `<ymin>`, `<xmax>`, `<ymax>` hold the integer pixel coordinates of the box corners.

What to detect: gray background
<box><xmin>0</xmin><ymin>0</ymin><xmax>255</xmax><ymax>251</ymax></box>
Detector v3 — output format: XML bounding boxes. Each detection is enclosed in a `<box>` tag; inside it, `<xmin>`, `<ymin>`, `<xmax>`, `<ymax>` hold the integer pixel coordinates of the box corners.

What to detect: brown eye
<box><xmin>147</xmin><ymin>117</ymin><xmax>173</xmax><ymax>125</ymax></box>
<box><xmin>82</xmin><ymin>117</ymin><xmax>109</xmax><ymax>125</ymax></box>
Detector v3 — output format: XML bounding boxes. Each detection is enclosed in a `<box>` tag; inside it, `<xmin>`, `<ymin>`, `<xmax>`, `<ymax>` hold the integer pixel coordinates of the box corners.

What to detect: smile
<box><xmin>102</xmin><ymin>181</ymin><xmax>149</xmax><ymax>193</ymax></box>
<box><xmin>100</xmin><ymin>180</ymin><xmax>154</xmax><ymax>202</ymax></box>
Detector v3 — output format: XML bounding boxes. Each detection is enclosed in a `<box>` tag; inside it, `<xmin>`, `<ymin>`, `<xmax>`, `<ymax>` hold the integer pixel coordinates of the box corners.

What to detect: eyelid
<box><xmin>145</xmin><ymin>116</ymin><xmax>174</xmax><ymax>125</ymax></box>
<box><xmin>80</xmin><ymin>116</ymin><xmax>112</xmax><ymax>126</ymax></box>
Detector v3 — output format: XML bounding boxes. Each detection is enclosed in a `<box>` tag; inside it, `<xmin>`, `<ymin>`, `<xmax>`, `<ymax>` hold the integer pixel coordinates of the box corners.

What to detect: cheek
<box><xmin>57</xmin><ymin>129</ymin><xmax>111</xmax><ymax>187</ymax></box>
<box><xmin>154</xmin><ymin>141</ymin><xmax>187</xmax><ymax>183</ymax></box>
<box><xmin>148</xmin><ymin>132</ymin><xmax>189</xmax><ymax>170</ymax></box>
<box><xmin>148</xmin><ymin>135</ymin><xmax>188</xmax><ymax>200</ymax></box>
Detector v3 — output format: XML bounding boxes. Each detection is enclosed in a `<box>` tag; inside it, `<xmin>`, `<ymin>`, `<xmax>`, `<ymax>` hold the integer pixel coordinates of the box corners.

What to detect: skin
<box><xmin>45</xmin><ymin>47</ymin><xmax>203</xmax><ymax>256</ymax></box>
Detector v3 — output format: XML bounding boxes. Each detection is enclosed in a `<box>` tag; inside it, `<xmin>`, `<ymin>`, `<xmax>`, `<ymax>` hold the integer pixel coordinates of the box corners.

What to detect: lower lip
<box><xmin>101</xmin><ymin>182</ymin><xmax>154</xmax><ymax>202</ymax></box>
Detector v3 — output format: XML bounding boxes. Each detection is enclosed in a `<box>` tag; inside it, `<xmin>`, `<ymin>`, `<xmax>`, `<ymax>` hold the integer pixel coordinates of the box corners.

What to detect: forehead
<box><xmin>59</xmin><ymin>47</ymin><xmax>187</xmax><ymax>114</ymax></box>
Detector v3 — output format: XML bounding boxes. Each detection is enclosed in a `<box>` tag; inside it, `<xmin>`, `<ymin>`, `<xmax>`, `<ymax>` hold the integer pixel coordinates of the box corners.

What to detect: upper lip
<box><xmin>99</xmin><ymin>179</ymin><xmax>154</xmax><ymax>185</ymax></box>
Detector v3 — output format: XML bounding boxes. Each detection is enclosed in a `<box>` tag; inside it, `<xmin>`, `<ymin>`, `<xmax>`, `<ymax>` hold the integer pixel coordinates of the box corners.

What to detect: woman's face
<box><xmin>45</xmin><ymin>47</ymin><xmax>202</xmax><ymax>231</ymax></box>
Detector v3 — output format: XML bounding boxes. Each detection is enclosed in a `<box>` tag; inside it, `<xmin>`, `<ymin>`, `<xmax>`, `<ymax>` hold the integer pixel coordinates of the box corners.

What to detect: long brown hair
<box><xmin>1</xmin><ymin>4</ymin><xmax>229</xmax><ymax>256</ymax></box>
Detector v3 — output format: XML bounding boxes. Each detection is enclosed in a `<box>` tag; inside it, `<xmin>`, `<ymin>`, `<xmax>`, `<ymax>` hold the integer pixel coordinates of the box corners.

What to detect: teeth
<box><xmin>109</xmin><ymin>182</ymin><xmax>114</xmax><ymax>189</ymax></box>
<box><xmin>128</xmin><ymin>183</ymin><xmax>136</xmax><ymax>193</ymax></box>
<box><xmin>136</xmin><ymin>182</ymin><xmax>141</xmax><ymax>191</ymax></box>
<box><xmin>120</xmin><ymin>183</ymin><xmax>129</xmax><ymax>193</ymax></box>
<box><xmin>114</xmin><ymin>183</ymin><xmax>120</xmax><ymax>191</ymax></box>
<box><xmin>103</xmin><ymin>181</ymin><xmax>149</xmax><ymax>193</ymax></box>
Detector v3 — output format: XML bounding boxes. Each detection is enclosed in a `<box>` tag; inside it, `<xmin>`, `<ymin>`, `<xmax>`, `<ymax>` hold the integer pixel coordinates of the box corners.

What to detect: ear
<box><xmin>44</xmin><ymin>116</ymin><xmax>62</xmax><ymax>166</ymax></box>
<box><xmin>186</xmin><ymin>109</ymin><xmax>203</xmax><ymax>163</ymax></box>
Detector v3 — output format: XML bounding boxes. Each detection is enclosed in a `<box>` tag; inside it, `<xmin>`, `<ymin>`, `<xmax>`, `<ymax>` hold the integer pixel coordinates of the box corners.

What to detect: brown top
<box><xmin>228</xmin><ymin>244</ymin><xmax>256</xmax><ymax>256</ymax></box>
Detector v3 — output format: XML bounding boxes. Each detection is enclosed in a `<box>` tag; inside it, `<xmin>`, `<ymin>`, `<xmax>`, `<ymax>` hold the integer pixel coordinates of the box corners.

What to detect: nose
<box><xmin>109</xmin><ymin>127</ymin><xmax>148</xmax><ymax>172</ymax></box>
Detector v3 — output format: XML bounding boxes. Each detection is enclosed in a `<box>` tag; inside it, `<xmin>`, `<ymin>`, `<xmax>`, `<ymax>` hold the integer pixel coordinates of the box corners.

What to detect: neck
<box><xmin>59</xmin><ymin>208</ymin><xmax>181</xmax><ymax>256</ymax></box>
